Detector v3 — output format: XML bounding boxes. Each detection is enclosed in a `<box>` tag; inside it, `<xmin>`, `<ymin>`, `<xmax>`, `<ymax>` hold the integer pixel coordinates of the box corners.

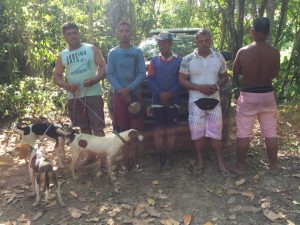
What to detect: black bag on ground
<box><xmin>194</xmin><ymin>98</ymin><xmax>219</xmax><ymax>110</ymax></box>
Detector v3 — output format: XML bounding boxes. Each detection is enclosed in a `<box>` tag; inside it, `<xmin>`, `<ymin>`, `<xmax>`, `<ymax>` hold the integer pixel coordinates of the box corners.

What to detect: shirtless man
<box><xmin>232</xmin><ymin>17</ymin><xmax>280</xmax><ymax>175</ymax></box>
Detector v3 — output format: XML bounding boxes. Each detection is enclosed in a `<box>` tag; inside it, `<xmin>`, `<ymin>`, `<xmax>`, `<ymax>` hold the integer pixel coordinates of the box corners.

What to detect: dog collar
<box><xmin>113</xmin><ymin>130</ymin><xmax>127</xmax><ymax>144</ymax></box>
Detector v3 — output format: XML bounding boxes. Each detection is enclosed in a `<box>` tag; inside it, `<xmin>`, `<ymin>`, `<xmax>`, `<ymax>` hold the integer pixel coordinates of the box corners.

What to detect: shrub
<box><xmin>0</xmin><ymin>77</ymin><xmax>67</xmax><ymax>122</ymax></box>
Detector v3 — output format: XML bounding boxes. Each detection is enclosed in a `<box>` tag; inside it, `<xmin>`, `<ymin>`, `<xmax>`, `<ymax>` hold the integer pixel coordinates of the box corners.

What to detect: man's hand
<box><xmin>66</xmin><ymin>84</ymin><xmax>78</xmax><ymax>93</ymax></box>
<box><xmin>160</xmin><ymin>91</ymin><xmax>173</xmax><ymax>106</ymax></box>
<box><xmin>198</xmin><ymin>84</ymin><xmax>218</xmax><ymax>95</ymax></box>
<box><xmin>118</xmin><ymin>88</ymin><xmax>131</xmax><ymax>104</ymax></box>
<box><xmin>83</xmin><ymin>79</ymin><xmax>95</xmax><ymax>87</ymax></box>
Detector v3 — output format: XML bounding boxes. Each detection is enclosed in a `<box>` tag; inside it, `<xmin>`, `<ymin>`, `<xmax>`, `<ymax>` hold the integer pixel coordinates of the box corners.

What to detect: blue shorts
<box><xmin>152</xmin><ymin>107</ymin><xmax>178</xmax><ymax>128</ymax></box>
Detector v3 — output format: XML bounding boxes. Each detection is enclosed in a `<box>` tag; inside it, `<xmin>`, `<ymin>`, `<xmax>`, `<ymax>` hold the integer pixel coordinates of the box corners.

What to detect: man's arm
<box><xmin>53</xmin><ymin>55</ymin><xmax>78</xmax><ymax>93</ymax></box>
<box><xmin>217</xmin><ymin>72</ymin><xmax>229</xmax><ymax>89</ymax></box>
<box><xmin>232</xmin><ymin>50</ymin><xmax>242</xmax><ymax>86</ymax></box>
<box><xmin>127</xmin><ymin>49</ymin><xmax>146</xmax><ymax>91</ymax></box>
<box><xmin>84</xmin><ymin>46</ymin><xmax>107</xmax><ymax>87</ymax></box>
<box><xmin>147</xmin><ymin>60</ymin><xmax>164</xmax><ymax>95</ymax></box>
<box><xmin>106</xmin><ymin>50</ymin><xmax>122</xmax><ymax>92</ymax></box>
<box><xmin>272</xmin><ymin>50</ymin><xmax>280</xmax><ymax>79</ymax></box>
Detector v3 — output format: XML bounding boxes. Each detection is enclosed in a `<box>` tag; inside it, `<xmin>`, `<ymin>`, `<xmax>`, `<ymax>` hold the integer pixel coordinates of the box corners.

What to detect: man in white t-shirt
<box><xmin>179</xmin><ymin>28</ymin><xmax>229</xmax><ymax>176</ymax></box>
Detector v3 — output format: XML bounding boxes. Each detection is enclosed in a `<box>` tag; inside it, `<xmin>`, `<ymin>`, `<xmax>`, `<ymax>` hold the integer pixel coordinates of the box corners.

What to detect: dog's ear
<box><xmin>72</xmin><ymin>127</ymin><xmax>80</xmax><ymax>134</ymax></box>
<box><xmin>128</xmin><ymin>130</ymin><xmax>140</xmax><ymax>143</ymax></box>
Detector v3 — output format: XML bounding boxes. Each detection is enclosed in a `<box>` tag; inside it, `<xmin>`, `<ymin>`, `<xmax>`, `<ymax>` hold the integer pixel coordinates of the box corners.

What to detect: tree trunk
<box><xmin>258</xmin><ymin>0</ymin><xmax>267</xmax><ymax>17</ymax></box>
<box><xmin>216</xmin><ymin>0</ymin><xmax>226</xmax><ymax>50</ymax></box>
<box><xmin>266</xmin><ymin>0</ymin><xmax>275</xmax><ymax>43</ymax></box>
<box><xmin>237</xmin><ymin>0</ymin><xmax>245</xmax><ymax>49</ymax></box>
<box><xmin>226</xmin><ymin>0</ymin><xmax>238</xmax><ymax>55</ymax></box>
<box><xmin>279</xmin><ymin>30</ymin><xmax>300</xmax><ymax>96</ymax></box>
<box><xmin>88</xmin><ymin>0</ymin><xmax>94</xmax><ymax>44</ymax></box>
<box><xmin>274</xmin><ymin>0</ymin><xmax>288</xmax><ymax>47</ymax></box>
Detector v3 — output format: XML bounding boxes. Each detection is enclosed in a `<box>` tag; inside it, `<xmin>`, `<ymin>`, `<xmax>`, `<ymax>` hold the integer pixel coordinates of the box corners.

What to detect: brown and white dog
<box><xmin>65</xmin><ymin>129</ymin><xmax>144</xmax><ymax>181</ymax></box>
<box><xmin>14</xmin><ymin>143</ymin><xmax>65</xmax><ymax>206</ymax></box>
<box><xmin>11</xmin><ymin>123</ymin><xmax>70</xmax><ymax>168</ymax></box>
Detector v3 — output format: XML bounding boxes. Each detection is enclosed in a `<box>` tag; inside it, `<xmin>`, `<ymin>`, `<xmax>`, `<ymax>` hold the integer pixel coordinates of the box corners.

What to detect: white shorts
<box><xmin>188</xmin><ymin>102</ymin><xmax>222</xmax><ymax>140</ymax></box>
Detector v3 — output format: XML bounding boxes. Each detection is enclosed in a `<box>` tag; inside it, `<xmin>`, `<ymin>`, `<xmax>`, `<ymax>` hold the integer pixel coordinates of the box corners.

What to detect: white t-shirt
<box><xmin>179</xmin><ymin>49</ymin><xmax>227</xmax><ymax>102</ymax></box>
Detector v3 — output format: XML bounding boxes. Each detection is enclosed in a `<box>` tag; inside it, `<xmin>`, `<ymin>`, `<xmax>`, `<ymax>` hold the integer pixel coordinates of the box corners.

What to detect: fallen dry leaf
<box><xmin>146</xmin><ymin>206</ymin><xmax>161</xmax><ymax>217</ymax></box>
<box><xmin>152</xmin><ymin>180</ymin><xmax>159</xmax><ymax>185</ymax></box>
<box><xmin>96</xmin><ymin>171</ymin><xmax>103</xmax><ymax>177</ymax></box>
<box><xmin>32</xmin><ymin>211</ymin><xmax>43</xmax><ymax>221</ymax></box>
<box><xmin>160</xmin><ymin>218</ymin><xmax>180</xmax><ymax>225</ymax></box>
<box><xmin>133</xmin><ymin>218</ymin><xmax>155</xmax><ymax>225</ymax></box>
<box><xmin>134</xmin><ymin>208</ymin><xmax>145</xmax><ymax>217</ymax></box>
<box><xmin>203</xmin><ymin>222</ymin><xmax>214</xmax><ymax>225</ymax></box>
<box><xmin>261</xmin><ymin>201</ymin><xmax>271</xmax><ymax>209</ymax></box>
<box><xmin>45</xmin><ymin>200</ymin><xmax>57</xmax><ymax>208</ymax></box>
<box><xmin>57</xmin><ymin>216</ymin><xmax>71</xmax><ymax>225</ymax></box>
<box><xmin>230</xmin><ymin>205</ymin><xmax>261</xmax><ymax>213</ymax></box>
<box><xmin>121</xmin><ymin>204</ymin><xmax>131</xmax><ymax>210</ymax></box>
<box><xmin>86</xmin><ymin>217</ymin><xmax>100</xmax><ymax>222</ymax></box>
<box><xmin>108</xmin><ymin>211</ymin><xmax>117</xmax><ymax>217</ymax></box>
<box><xmin>241</xmin><ymin>191</ymin><xmax>255</xmax><ymax>200</ymax></box>
<box><xmin>7</xmin><ymin>194</ymin><xmax>16</xmax><ymax>204</ymax></box>
<box><xmin>263</xmin><ymin>209</ymin><xmax>286</xmax><ymax>222</ymax></box>
<box><xmin>78</xmin><ymin>197</ymin><xmax>87</xmax><ymax>202</ymax></box>
<box><xmin>229</xmin><ymin>215</ymin><xmax>236</xmax><ymax>220</ymax></box>
<box><xmin>68</xmin><ymin>207</ymin><xmax>82</xmax><ymax>219</ymax></box>
<box><xmin>69</xmin><ymin>191</ymin><xmax>78</xmax><ymax>198</ymax></box>
<box><xmin>114</xmin><ymin>187</ymin><xmax>120</xmax><ymax>193</ymax></box>
<box><xmin>147</xmin><ymin>198</ymin><xmax>156</xmax><ymax>206</ymax></box>
<box><xmin>183</xmin><ymin>214</ymin><xmax>192</xmax><ymax>225</ymax></box>
<box><xmin>235</xmin><ymin>178</ymin><xmax>246</xmax><ymax>186</ymax></box>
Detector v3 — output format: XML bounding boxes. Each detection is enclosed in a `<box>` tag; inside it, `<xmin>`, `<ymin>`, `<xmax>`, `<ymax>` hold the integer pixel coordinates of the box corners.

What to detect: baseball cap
<box><xmin>156</xmin><ymin>31</ymin><xmax>173</xmax><ymax>41</ymax></box>
<box><xmin>253</xmin><ymin>17</ymin><xmax>270</xmax><ymax>33</ymax></box>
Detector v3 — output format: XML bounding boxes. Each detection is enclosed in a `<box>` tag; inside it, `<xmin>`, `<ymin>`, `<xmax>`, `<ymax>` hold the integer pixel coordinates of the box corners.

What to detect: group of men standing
<box><xmin>53</xmin><ymin>17</ymin><xmax>280</xmax><ymax>176</ymax></box>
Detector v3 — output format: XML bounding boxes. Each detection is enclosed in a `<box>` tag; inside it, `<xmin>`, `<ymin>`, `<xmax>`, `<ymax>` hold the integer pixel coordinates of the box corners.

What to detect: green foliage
<box><xmin>0</xmin><ymin>0</ymin><xmax>299</xmax><ymax>122</ymax></box>
<box><xmin>0</xmin><ymin>77</ymin><xmax>67</xmax><ymax>121</ymax></box>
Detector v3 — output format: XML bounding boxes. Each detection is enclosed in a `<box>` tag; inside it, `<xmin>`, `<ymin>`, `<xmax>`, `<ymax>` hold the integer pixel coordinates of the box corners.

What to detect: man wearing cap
<box><xmin>147</xmin><ymin>31</ymin><xmax>182</xmax><ymax>172</ymax></box>
<box><xmin>107</xmin><ymin>21</ymin><xmax>146</xmax><ymax>132</ymax></box>
<box><xmin>232</xmin><ymin>17</ymin><xmax>280</xmax><ymax>176</ymax></box>
<box><xmin>179</xmin><ymin>28</ymin><xmax>229</xmax><ymax>176</ymax></box>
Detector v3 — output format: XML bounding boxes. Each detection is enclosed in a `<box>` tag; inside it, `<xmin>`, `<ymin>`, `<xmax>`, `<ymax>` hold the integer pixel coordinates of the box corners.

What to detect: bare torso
<box><xmin>233</xmin><ymin>42</ymin><xmax>280</xmax><ymax>89</ymax></box>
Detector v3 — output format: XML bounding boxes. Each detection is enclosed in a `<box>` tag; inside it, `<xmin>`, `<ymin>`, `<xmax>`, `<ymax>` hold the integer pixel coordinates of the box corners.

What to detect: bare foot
<box><xmin>269</xmin><ymin>166</ymin><xmax>280</xmax><ymax>176</ymax></box>
<box><xmin>219</xmin><ymin>168</ymin><xmax>230</xmax><ymax>177</ymax></box>
<box><xmin>228</xmin><ymin>166</ymin><xmax>245</xmax><ymax>177</ymax></box>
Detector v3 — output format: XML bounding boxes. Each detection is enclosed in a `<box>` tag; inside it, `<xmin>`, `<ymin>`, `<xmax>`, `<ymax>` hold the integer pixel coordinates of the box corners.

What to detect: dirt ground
<box><xmin>0</xmin><ymin>104</ymin><xmax>299</xmax><ymax>225</ymax></box>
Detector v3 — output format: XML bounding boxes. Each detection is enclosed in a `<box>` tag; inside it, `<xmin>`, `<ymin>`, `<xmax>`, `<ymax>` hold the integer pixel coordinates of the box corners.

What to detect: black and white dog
<box><xmin>15</xmin><ymin>143</ymin><xmax>65</xmax><ymax>206</ymax></box>
<box><xmin>12</xmin><ymin>123</ymin><xmax>70</xmax><ymax>168</ymax></box>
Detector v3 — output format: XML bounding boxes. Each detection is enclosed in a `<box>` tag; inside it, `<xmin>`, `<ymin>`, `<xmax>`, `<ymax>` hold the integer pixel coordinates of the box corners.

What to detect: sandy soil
<box><xmin>0</xmin><ymin>108</ymin><xmax>299</xmax><ymax>225</ymax></box>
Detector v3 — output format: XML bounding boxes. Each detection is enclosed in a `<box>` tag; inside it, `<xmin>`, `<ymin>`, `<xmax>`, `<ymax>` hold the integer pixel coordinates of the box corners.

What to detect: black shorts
<box><xmin>68</xmin><ymin>95</ymin><xmax>105</xmax><ymax>130</ymax></box>
<box><xmin>152</xmin><ymin>107</ymin><xmax>178</xmax><ymax>128</ymax></box>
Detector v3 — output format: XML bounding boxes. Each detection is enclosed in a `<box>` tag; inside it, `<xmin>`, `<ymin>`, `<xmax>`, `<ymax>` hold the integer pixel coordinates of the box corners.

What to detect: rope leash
<box><xmin>72</xmin><ymin>89</ymin><xmax>126</xmax><ymax>143</ymax></box>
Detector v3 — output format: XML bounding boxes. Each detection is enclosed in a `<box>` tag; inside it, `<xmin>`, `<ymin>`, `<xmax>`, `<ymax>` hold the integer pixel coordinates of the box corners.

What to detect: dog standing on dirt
<box><xmin>11</xmin><ymin>123</ymin><xmax>70</xmax><ymax>168</ymax></box>
<box><xmin>65</xmin><ymin>129</ymin><xmax>144</xmax><ymax>181</ymax></box>
<box><xmin>14</xmin><ymin>143</ymin><xmax>65</xmax><ymax>206</ymax></box>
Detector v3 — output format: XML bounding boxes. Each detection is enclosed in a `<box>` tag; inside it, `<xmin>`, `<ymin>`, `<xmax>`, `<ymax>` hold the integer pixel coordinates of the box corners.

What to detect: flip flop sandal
<box><xmin>193</xmin><ymin>166</ymin><xmax>203</xmax><ymax>174</ymax></box>
<box><xmin>219</xmin><ymin>169</ymin><xmax>230</xmax><ymax>177</ymax></box>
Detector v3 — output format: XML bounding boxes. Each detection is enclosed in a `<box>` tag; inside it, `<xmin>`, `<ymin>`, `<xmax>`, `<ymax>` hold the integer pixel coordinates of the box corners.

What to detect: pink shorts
<box><xmin>188</xmin><ymin>102</ymin><xmax>222</xmax><ymax>140</ymax></box>
<box><xmin>236</xmin><ymin>92</ymin><xmax>277</xmax><ymax>138</ymax></box>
